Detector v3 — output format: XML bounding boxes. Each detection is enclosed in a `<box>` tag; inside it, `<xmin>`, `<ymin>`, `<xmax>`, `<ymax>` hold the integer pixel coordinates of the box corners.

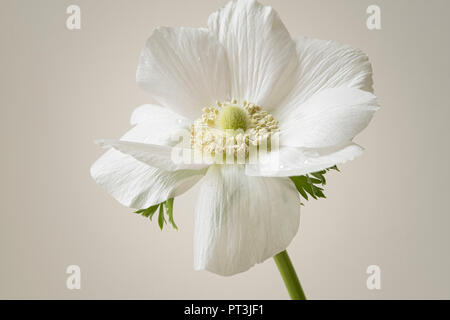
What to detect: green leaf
<box><xmin>290</xmin><ymin>166</ymin><xmax>338</xmax><ymax>203</ymax></box>
<box><xmin>311</xmin><ymin>185</ymin><xmax>325</xmax><ymax>198</ymax></box>
<box><xmin>147</xmin><ymin>205</ymin><xmax>160</xmax><ymax>220</ymax></box>
<box><xmin>134</xmin><ymin>199</ymin><xmax>178</xmax><ymax>230</ymax></box>
<box><xmin>327</xmin><ymin>165</ymin><xmax>340</xmax><ymax>172</ymax></box>
<box><xmin>302</xmin><ymin>178</ymin><xmax>318</xmax><ymax>199</ymax></box>
<box><xmin>135</xmin><ymin>204</ymin><xmax>159</xmax><ymax>220</ymax></box>
<box><xmin>164</xmin><ymin>198</ymin><xmax>178</xmax><ymax>230</ymax></box>
<box><xmin>311</xmin><ymin>170</ymin><xmax>327</xmax><ymax>185</ymax></box>
<box><xmin>289</xmin><ymin>176</ymin><xmax>309</xmax><ymax>200</ymax></box>
<box><xmin>307</xmin><ymin>177</ymin><xmax>323</xmax><ymax>184</ymax></box>
<box><xmin>297</xmin><ymin>186</ymin><xmax>309</xmax><ymax>200</ymax></box>
<box><xmin>158</xmin><ymin>204</ymin><xmax>165</xmax><ymax>230</ymax></box>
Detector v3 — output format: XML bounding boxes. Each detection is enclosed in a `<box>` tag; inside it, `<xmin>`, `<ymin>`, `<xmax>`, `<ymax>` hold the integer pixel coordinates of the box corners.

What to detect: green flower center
<box><xmin>217</xmin><ymin>104</ymin><xmax>249</xmax><ymax>131</ymax></box>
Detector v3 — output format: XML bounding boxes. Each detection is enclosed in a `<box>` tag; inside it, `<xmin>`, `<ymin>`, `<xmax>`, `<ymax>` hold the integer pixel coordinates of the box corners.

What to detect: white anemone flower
<box><xmin>91</xmin><ymin>0</ymin><xmax>378</xmax><ymax>279</ymax></box>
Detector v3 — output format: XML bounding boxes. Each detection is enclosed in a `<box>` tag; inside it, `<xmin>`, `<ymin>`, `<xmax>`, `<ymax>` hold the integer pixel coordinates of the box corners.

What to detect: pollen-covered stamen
<box><xmin>190</xmin><ymin>99</ymin><xmax>279</xmax><ymax>162</ymax></box>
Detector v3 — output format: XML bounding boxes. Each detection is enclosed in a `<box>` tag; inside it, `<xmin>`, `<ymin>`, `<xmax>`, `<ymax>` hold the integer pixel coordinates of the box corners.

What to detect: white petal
<box><xmin>125</xmin><ymin>107</ymin><xmax>191</xmax><ymax>147</ymax></box>
<box><xmin>280</xmin><ymin>87</ymin><xmax>379</xmax><ymax>148</ymax></box>
<box><xmin>96</xmin><ymin>139</ymin><xmax>209</xmax><ymax>171</ymax></box>
<box><xmin>130</xmin><ymin>104</ymin><xmax>191</xmax><ymax>128</ymax></box>
<box><xmin>91</xmin><ymin>149</ymin><xmax>206</xmax><ymax>209</ymax></box>
<box><xmin>136</xmin><ymin>27</ymin><xmax>231</xmax><ymax>119</ymax></box>
<box><xmin>275</xmin><ymin>37</ymin><xmax>374</xmax><ymax>120</ymax></box>
<box><xmin>208</xmin><ymin>0</ymin><xmax>297</xmax><ymax>107</ymax></box>
<box><xmin>91</xmin><ymin>112</ymin><xmax>205</xmax><ymax>209</ymax></box>
<box><xmin>245</xmin><ymin>142</ymin><xmax>364</xmax><ymax>177</ymax></box>
<box><xmin>194</xmin><ymin>165</ymin><xmax>300</xmax><ymax>276</ymax></box>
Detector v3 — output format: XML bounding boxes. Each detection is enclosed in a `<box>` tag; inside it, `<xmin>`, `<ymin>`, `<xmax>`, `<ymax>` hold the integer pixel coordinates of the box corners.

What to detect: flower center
<box><xmin>190</xmin><ymin>99</ymin><xmax>279</xmax><ymax>163</ymax></box>
<box><xmin>217</xmin><ymin>104</ymin><xmax>249</xmax><ymax>131</ymax></box>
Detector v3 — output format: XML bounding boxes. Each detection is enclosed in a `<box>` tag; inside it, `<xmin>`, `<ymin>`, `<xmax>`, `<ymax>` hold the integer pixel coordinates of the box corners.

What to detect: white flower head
<box><xmin>91</xmin><ymin>0</ymin><xmax>379</xmax><ymax>276</ymax></box>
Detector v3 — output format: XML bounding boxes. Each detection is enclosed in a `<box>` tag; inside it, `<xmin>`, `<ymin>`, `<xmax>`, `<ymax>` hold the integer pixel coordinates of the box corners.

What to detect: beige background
<box><xmin>1</xmin><ymin>0</ymin><xmax>449</xmax><ymax>299</ymax></box>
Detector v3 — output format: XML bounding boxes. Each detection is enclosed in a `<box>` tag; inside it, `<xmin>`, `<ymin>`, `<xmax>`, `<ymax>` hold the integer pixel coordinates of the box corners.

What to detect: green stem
<box><xmin>273</xmin><ymin>250</ymin><xmax>307</xmax><ymax>300</ymax></box>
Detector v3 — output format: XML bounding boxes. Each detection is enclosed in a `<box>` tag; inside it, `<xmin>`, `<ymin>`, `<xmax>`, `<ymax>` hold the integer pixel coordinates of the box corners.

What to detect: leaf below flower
<box><xmin>134</xmin><ymin>198</ymin><xmax>177</xmax><ymax>230</ymax></box>
<box><xmin>290</xmin><ymin>166</ymin><xmax>339</xmax><ymax>204</ymax></box>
